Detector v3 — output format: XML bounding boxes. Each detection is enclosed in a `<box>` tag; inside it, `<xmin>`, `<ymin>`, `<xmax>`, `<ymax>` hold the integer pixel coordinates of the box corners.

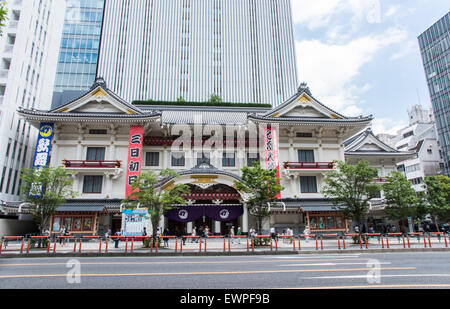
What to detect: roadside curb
<box><xmin>1</xmin><ymin>247</ymin><xmax>450</xmax><ymax>258</ymax></box>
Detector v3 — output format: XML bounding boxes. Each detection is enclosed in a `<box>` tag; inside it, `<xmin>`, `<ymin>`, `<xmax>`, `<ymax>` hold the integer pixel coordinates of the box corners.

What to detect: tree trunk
<box><xmin>434</xmin><ymin>215</ymin><xmax>440</xmax><ymax>232</ymax></box>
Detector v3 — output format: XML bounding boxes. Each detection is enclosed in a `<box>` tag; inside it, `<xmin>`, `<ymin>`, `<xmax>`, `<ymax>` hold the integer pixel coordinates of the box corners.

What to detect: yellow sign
<box><xmin>39</xmin><ymin>125</ymin><xmax>53</xmax><ymax>138</ymax></box>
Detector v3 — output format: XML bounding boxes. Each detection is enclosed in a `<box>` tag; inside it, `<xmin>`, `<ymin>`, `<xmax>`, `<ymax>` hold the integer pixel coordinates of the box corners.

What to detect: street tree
<box><xmin>234</xmin><ymin>162</ymin><xmax>283</xmax><ymax>235</ymax></box>
<box><xmin>322</xmin><ymin>160</ymin><xmax>380</xmax><ymax>233</ymax></box>
<box><xmin>122</xmin><ymin>169</ymin><xmax>191</xmax><ymax>238</ymax></box>
<box><xmin>382</xmin><ymin>171</ymin><xmax>421</xmax><ymax>232</ymax></box>
<box><xmin>20</xmin><ymin>167</ymin><xmax>75</xmax><ymax>236</ymax></box>
<box><xmin>423</xmin><ymin>175</ymin><xmax>450</xmax><ymax>230</ymax></box>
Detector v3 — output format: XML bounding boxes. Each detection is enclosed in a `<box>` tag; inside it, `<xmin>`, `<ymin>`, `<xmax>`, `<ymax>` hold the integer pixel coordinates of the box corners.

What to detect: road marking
<box><xmin>279</xmin><ymin>262</ymin><xmax>392</xmax><ymax>267</ymax></box>
<box><xmin>0</xmin><ymin>267</ymin><xmax>415</xmax><ymax>279</ymax></box>
<box><xmin>288</xmin><ymin>284</ymin><xmax>450</xmax><ymax>289</ymax></box>
<box><xmin>305</xmin><ymin>274</ymin><xmax>450</xmax><ymax>279</ymax></box>
<box><xmin>0</xmin><ymin>258</ymin><xmax>371</xmax><ymax>267</ymax></box>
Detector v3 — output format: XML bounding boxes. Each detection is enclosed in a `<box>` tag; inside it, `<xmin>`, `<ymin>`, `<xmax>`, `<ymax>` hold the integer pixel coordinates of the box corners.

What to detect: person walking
<box><xmin>163</xmin><ymin>228</ymin><xmax>170</xmax><ymax>247</ymax></box>
<box><xmin>191</xmin><ymin>226</ymin><xmax>197</xmax><ymax>243</ymax></box>
<box><xmin>270</xmin><ymin>226</ymin><xmax>276</xmax><ymax>240</ymax></box>
<box><xmin>59</xmin><ymin>226</ymin><xmax>66</xmax><ymax>246</ymax></box>
<box><xmin>142</xmin><ymin>227</ymin><xmax>147</xmax><ymax>245</ymax></box>
<box><xmin>236</xmin><ymin>226</ymin><xmax>242</xmax><ymax>244</ymax></box>
<box><xmin>230</xmin><ymin>226</ymin><xmax>235</xmax><ymax>243</ymax></box>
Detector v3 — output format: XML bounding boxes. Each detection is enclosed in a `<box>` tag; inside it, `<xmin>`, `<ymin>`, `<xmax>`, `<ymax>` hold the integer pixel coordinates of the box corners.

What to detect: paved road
<box><xmin>0</xmin><ymin>252</ymin><xmax>449</xmax><ymax>289</ymax></box>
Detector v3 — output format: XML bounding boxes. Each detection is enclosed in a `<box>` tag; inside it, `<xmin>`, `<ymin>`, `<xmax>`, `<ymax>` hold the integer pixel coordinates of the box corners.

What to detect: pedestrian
<box><xmin>142</xmin><ymin>227</ymin><xmax>147</xmax><ymax>245</ymax></box>
<box><xmin>249</xmin><ymin>227</ymin><xmax>256</xmax><ymax>238</ymax></box>
<box><xmin>59</xmin><ymin>226</ymin><xmax>66</xmax><ymax>246</ymax></box>
<box><xmin>303</xmin><ymin>226</ymin><xmax>310</xmax><ymax>243</ymax></box>
<box><xmin>204</xmin><ymin>226</ymin><xmax>210</xmax><ymax>238</ymax></box>
<box><xmin>163</xmin><ymin>228</ymin><xmax>170</xmax><ymax>247</ymax></box>
<box><xmin>270</xmin><ymin>226</ymin><xmax>276</xmax><ymax>240</ymax></box>
<box><xmin>191</xmin><ymin>227</ymin><xmax>197</xmax><ymax>243</ymax></box>
<box><xmin>354</xmin><ymin>225</ymin><xmax>360</xmax><ymax>234</ymax></box>
<box><xmin>114</xmin><ymin>231</ymin><xmax>121</xmax><ymax>248</ymax></box>
<box><xmin>236</xmin><ymin>226</ymin><xmax>241</xmax><ymax>244</ymax></box>
<box><xmin>230</xmin><ymin>226</ymin><xmax>235</xmax><ymax>243</ymax></box>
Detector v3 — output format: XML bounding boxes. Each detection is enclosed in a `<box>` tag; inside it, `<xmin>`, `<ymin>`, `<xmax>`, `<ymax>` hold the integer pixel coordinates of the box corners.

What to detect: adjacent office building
<box><xmin>418</xmin><ymin>12</ymin><xmax>450</xmax><ymax>176</ymax></box>
<box><xmin>97</xmin><ymin>0</ymin><xmax>298</xmax><ymax>105</ymax></box>
<box><xmin>380</xmin><ymin>105</ymin><xmax>444</xmax><ymax>191</ymax></box>
<box><xmin>0</xmin><ymin>0</ymin><xmax>65</xmax><ymax>205</ymax></box>
<box><xmin>52</xmin><ymin>0</ymin><xmax>105</xmax><ymax>108</ymax></box>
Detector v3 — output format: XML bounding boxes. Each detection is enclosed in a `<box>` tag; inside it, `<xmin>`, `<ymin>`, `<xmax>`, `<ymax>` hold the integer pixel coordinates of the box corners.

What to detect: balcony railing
<box><xmin>183</xmin><ymin>193</ymin><xmax>241</xmax><ymax>201</ymax></box>
<box><xmin>63</xmin><ymin>160</ymin><xmax>121</xmax><ymax>169</ymax></box>
<box><xmin>283</xmin><ymin>162</ymin><xmax>335</xmax><ymax>170</ymax></box>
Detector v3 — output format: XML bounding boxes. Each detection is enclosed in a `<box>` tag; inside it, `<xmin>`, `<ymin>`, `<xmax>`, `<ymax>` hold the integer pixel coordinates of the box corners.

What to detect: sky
<box><xmin>290</xmin><ymin>0</ymin><xmax>450</xmax><ymax>135</ymax></box>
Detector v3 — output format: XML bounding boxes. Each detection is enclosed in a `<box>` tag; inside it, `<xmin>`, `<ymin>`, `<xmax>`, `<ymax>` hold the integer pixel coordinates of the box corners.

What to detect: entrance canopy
<box><xmin>166</xmin><ymin>204</ymin><xmax>244</xmax><ymax>223</ymax></box>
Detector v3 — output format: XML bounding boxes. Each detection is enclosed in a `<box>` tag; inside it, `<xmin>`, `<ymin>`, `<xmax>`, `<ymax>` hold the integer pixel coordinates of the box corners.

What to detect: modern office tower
<box><xmin>418</xmin><ymin>12</ymin><xmax>450</xmax><ymax>176</ymax></box>
<box><xmin>0</xmin><ymin>0</ymin><xmax>65</xmax><ymax>204</ymax></box>
<box><xmin>51</xmin><ymin>0</ymin><xmax>105</xmax><ymax>108</ymax></box>
<box><xmin>97</xmin><ymin>0</ymin><xmax>298</xmax><ymax>105</ymax></box>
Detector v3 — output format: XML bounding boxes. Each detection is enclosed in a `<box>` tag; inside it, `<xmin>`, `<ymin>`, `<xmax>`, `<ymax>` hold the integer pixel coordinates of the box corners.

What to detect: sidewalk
<box><xmin>1</xmin><ymin>235</ymin><xmax>449</xmax><ymax>257</ymax></box>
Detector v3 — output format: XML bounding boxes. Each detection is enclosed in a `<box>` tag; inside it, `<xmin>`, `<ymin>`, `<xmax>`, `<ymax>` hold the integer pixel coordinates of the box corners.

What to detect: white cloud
<box><xmin>291</xmin><ymin>0</ymin><xmax>382</xmax><ymax>30</ymax></box>
<box><xmin>372</xmin><ymin>117</ymin><xmax>407</xmax><ymax>135</ymax></box>
<box><xmin>296</xmin><ymin>27</ymin><xmax>408</xmax><ymax>116</ymax></box>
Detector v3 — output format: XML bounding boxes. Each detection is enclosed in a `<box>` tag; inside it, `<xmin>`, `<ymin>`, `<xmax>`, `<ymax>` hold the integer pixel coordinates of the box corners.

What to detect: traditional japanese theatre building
<box><xmin>16</xmin><ymin>78</ymin><xmax>376</xmax><ymax>237</ymax></box>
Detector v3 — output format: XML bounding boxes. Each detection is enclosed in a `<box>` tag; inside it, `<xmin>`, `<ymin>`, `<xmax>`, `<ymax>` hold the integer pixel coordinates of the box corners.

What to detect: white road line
<box><xmin>267</xmin><ymin>255</ymin><xmax>362</xmax><ymax>259</ymax></box>
<box><xmin>279</xmin><ymin>262</ymin><xmax>391</xmax><ymax>267</ymax></box>
<box><xmin>305</xmin><ymin>274</ymin><xmax>450</xmax><ymax>279</ymax></box>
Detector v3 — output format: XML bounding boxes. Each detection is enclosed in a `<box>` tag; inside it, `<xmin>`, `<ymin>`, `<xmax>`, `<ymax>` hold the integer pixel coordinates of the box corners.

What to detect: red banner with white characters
<box><xmin>125</xmin><ymin>125</ymin><xmax>144</xmax><ymax>198</ymax></box>
<box><xmin>264</xmin><ymin>126</ymin><xmax>281</xmax><ymax>199</ymax></box>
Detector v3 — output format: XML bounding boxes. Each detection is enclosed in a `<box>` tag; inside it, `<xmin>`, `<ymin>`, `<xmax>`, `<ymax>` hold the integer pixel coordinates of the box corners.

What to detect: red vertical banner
<box><xmin>126</xmin><ymin>125</ymin><xmax>144</xmax><ymax>199</ymax></box>
<box><xmin>264</xmin><ymin>126</ymin><xmax>281</xmax><ymax>199</ymax></box>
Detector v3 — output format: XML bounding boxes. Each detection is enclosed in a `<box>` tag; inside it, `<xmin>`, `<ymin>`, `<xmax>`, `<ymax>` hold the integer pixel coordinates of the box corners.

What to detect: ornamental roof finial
<box><xmin>298</xmin><ymin>82</ymin><xmax>312</xmax><ymax>96</ymax></box>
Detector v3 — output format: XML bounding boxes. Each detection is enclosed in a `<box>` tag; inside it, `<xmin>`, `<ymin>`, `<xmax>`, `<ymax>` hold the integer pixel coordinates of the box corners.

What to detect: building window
<box><xmin>197</xmin><ymin>153</ymin><xmax>210</xmax><ymax>165</ymax></box>
<box><xmin>298</xmin><ymin>150</ymin><xmax>315</xmax><ymax>163</ymax></box>
<box><xmin>83</xmin><ymin>176</ymin><xmax>103</xmax><ymax>194</ymax></box>
<box><xmin>296</xmin><ymin>132</ymin><xmax>313</xmax><ymax>138</ymax></box>
<box><xmin>247</xmin><ymin>153</ymin><xmax>260</xmax><ymax>166</ymax></box>
<box><xmin>300</xmin><ymin>176</ymin><xmax>317</xmax><ymax>193</ymax></box>
<box><xmin>86</xmin><ymin>147</ymin><xmax>105</xmax><ymax>161</ymax></box>
<box><xmin>309</xmin><ymin>214</ymin><xmax>345</xmax><ymax>230</ymax></box>
<box><xmin>52</xmin><ymin>215</ymin><xmax>95</xmax><ymax>232</ymax></box>
<box><xmin>145</xmin><ymin>152</ymin><xmax>160</xmax><ymax>167</ymax></box>
<box><xmin>222</xmin><ymin>153</ymin><xmax>235</xmax><ymax>167</ymax></box>
<box><xmin>171</xmin><ymin>153</ymin><xmax>185</xmax><ymax>167</ymax></box>
<box><xmin>403</xmin><ymin>131</ymin><xmax>414</xmax><ymax>138</ymax></box>
<box><xmin>89</xmin><ymin>129</ymin><xmax>107</xmax><ymax>135</ymax></box>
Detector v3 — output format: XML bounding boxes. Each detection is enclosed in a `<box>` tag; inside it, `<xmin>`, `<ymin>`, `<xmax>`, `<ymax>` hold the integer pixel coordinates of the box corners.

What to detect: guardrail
<box><xmin>1</xmin><ymin>232</ymin><xmax>449</xmax><ymax>255</ymax></box>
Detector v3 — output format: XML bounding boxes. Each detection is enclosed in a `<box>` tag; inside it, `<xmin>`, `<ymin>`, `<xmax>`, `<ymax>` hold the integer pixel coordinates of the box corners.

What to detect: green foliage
<box><xmin>235</xmin><ymin>162</ymin><xmax>284</xmax><ymax>235</ymax></box>
<box><xmin>208</xmin><ymin>94</ymin><xmax>223</xmax><ymax>104</ymax></box>
<box><xmin>0</xmin><ymin>2</ymin><xmax>8</xmax><ymax>37</ymax></box>
<box><xmin>423</xmin><ymin>175</ymin><xmax>450</xmax><ymax>222</ymax></box>
<box><xmin>382</xmin><ymin>171</ymin><xmax>422</xmax><ymax>222</ymax></box>
<box><xmin>122</xmin><ymin>170</ymin><xmax>191</xmax><ymax>237</ymax></box>
<box><xmin>20</xmin><ymin>167</ymin><xmax>75</xmax><ymax>234</ymax></box>
<box><xmin>322</xmin><ymin>160</ymin><xmax>380</xmax><ymax>229</ymax></box>
<box><xmin>177</xmin><ymin>96</ymin><xmax>186</xmax><ymax>103</ymax></box>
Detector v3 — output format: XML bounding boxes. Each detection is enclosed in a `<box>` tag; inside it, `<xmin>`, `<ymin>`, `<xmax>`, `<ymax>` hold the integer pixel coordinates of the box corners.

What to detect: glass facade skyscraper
<box><xmin>52</xmin><ymin>0</ymin><xmax>104</xmax><ymax>108</ymax></box>
<box><xmin>418</xmin><ymin>12</ymin><xmax>450</xmax><ymax>176</ymax></box>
